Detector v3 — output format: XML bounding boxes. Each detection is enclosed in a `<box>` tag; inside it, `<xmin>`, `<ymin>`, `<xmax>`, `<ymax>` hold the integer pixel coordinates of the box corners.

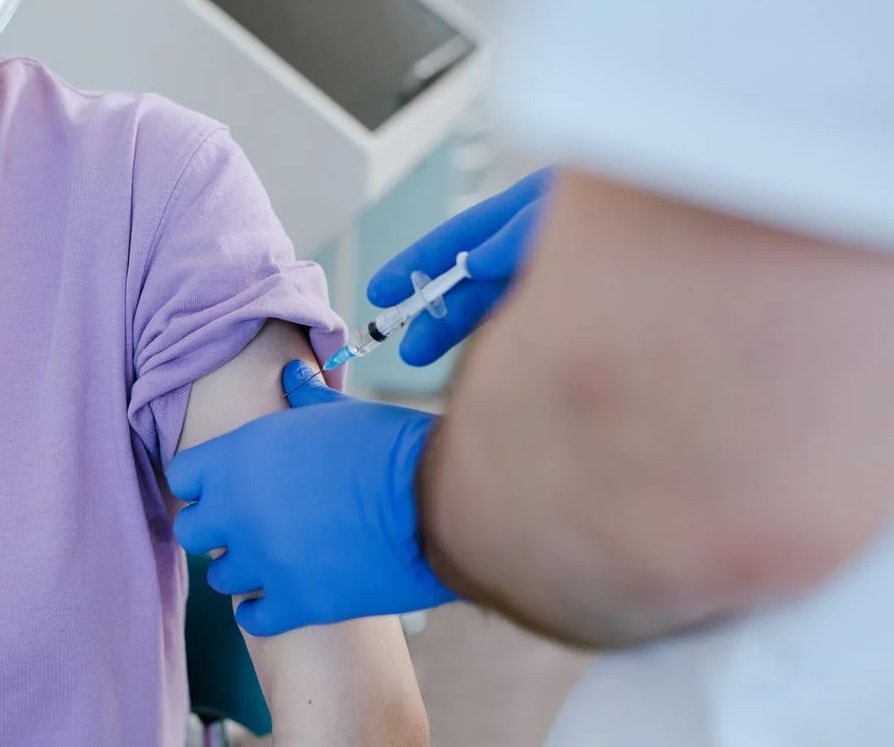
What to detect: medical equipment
<box><xmin>282</xmin><ymin>251</ymin><xmax>470</xmax><ymax>397</ymax></box>
<box><xmin>366</xmin><ymin>170</ymin><xmax>549</xmax><ymax>367</ymax></box>
<box><xmin>325</xmin><ymin>250</ymin><xmax>471</xmax><ymax>371</ymax></box>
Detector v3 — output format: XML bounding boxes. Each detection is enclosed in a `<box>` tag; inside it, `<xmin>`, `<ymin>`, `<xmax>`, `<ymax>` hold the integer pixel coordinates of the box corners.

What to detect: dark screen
<box><xmin>209</xmin><ymin>0</ymin><xmax>474</xmax><ymax>130</ymax></box>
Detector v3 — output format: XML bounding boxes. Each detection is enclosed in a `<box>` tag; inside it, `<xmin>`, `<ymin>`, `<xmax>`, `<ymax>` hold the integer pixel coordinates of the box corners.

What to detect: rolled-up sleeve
<box><xmin>127</xmin><ymin>128</ymin><xmax>346</xmax><ymax>466</ymax></box>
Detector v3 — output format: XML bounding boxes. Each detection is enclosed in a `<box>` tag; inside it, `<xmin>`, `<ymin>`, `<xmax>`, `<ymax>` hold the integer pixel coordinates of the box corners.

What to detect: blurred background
<box><xmin>0</xmin><ymin>1</ymin><xmax>591</xmax><ymax>744</ymax></box>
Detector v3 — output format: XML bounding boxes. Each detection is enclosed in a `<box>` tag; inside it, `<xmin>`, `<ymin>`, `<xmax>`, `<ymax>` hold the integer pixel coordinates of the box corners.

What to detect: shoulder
<box><xmin>0</xmin><ymin>56</ymin><xmax>227</xmax><ymax>193</ymax></box>
<box><xmin>0</xmin><ymin>57</ymin><xmax>248</xmax><ymax>257</ymax></box>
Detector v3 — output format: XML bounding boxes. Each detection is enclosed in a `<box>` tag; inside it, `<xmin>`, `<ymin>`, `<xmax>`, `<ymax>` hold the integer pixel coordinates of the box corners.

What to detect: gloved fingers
<box><xmin>173</xmin><ymin>504</ymin><xmax>225</xmax><ymax>556</ymax></box>
<box><xmin>399</xmin><ymin>280</ymin><xmax>503</xmax><ymax>366</ymax></box>
<box><xmin>207</xmin><ymin>551</ymin><xmax>263</xmax><ymax>596</ymax></box>
<box><xmin>235</xmin><ymin>596</ymin><xmax>294</xmax><ymax>637</ymax></box>
<box><xmin>282</xmin><ymin>359</ymin><xmax>345</xmax><ymax>408</ymax></box>
<box><xmin>367</xmin><ymin>168</ymin><xmax>553</xmax><ymax>307</ymax></box>
<box><xmin>466</xmin><ymin>197</ymin><xmax>546</xmax><ymax>281</ymax></box>
<box><xmin>166</xmin><ymin>444</ymin><xmax>213</xmax><ymax>503</ymax></box>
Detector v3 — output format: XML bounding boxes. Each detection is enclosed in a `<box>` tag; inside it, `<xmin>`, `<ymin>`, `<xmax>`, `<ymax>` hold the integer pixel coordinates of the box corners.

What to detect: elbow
<box><xmin>570</xmin><ymin>536</ymin><xmax>830</xmax><ymax>649</ymax></box>
<box><xmin>629</xmin><ymin>511</ymin><xmax>865</xmax><ymax>640</ymax></box>
<box><xmin>699</xmin><ymin>519</ymin><xmax>862</xmax><ymax>608</ymax></box>
<box><xmin>548</xmin><ymin>348</ymin><xmax>884</xmax><ymax>641</ymax></box>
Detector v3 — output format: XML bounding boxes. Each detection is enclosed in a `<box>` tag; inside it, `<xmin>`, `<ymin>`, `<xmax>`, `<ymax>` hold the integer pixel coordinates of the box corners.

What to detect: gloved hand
<box><xmin>367</xmin><ymin>168</ymin><xmax>552</xmax><ymax>366</ymax></box>
<box><xmin>167</xmin><ymin>359</ymin><xmax>458</xmax><ymax>636</ymax></box>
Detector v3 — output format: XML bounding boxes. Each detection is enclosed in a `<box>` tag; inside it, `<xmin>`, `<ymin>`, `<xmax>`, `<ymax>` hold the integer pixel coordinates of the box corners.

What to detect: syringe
<box><xmin>323</xmin><ymin>251</ymin><xmax>471</xmax><ymax>372</ymax></box>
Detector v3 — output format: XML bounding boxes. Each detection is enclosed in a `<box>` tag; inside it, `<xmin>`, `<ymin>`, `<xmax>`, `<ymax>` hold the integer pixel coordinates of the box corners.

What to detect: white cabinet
<box><xmin>1</xmin><ymin>0</ymin><xmax>488</xmax><ymax>257</ymax></box>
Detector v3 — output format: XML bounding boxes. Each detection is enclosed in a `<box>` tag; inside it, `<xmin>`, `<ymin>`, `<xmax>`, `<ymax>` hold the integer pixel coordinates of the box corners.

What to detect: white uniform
<box><xmin>492</xmin><ymin>2</ymin><xmax>894</xmax><ymax>744</ymax></box>
<box><xmin>494</xmin><ymin>0</ymin><xmax>894</xmax><ymax>251</ymax></box>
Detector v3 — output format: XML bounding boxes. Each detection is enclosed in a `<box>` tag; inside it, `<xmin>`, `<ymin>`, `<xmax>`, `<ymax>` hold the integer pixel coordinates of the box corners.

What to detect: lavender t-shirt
<box><xmin>0</xmin><ymin>58</ymin><xmax>346</xmax><ymax>745</ymax></box>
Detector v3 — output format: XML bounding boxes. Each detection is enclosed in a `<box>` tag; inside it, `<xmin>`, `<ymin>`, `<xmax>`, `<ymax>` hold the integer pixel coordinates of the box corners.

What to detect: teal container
<box><xmin>185</xmin><ymin>554</ymin><xmax>272</xmax><ymax>736</ymax></box>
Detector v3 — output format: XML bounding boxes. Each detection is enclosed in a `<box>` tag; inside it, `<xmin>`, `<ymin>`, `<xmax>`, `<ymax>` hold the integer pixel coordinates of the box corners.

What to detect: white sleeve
<box><xmin>490</xmin><ymin>0</ymin><xmax>894</xmax><ymax>250</ymax></box>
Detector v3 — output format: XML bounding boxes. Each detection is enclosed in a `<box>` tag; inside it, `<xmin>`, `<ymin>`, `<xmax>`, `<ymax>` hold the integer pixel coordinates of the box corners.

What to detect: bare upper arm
<box><xmin>178</xmin><ymin>319</ymin><xmax>314</xmax><ymax>451</ymax></box>
<box><xmin>177</xmin><ymin>319</ymin><xmax>427</xmax><ymax>744</ymax></box>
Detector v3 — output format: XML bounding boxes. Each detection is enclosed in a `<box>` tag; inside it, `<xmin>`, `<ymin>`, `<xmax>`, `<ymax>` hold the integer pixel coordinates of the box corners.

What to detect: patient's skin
<box><xmin>179</xmin><ymin>320</ymin><xmax>429</xmax><ymax>746</ymax></box>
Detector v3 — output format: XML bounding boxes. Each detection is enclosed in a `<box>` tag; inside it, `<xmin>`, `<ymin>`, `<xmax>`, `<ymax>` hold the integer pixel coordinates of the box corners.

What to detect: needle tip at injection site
<box><xmin>282</xmin><ymin>368</ymin><xmax>324</xmax><ymax>399</ymax></box>
<box><xmin>322</xmin><ymin>346</ymin><xmax>354</xmax><ymax>371</ymax></box>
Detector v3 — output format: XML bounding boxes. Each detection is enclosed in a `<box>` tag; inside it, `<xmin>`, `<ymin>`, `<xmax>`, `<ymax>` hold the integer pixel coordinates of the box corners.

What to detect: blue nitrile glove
<box><xmin>367</xmin><ymin>168</ymin><xmax>552</xmax><ymax>366</ymax></box>
<box><xmin>167</xmin><ymin>359</ymin><xmax>458</xmax><ymax>636</ymax></box>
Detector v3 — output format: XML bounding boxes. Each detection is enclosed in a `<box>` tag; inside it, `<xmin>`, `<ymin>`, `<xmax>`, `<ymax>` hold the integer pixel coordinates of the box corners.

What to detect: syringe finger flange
<box><xmin>411</xmin><ymin>270</ymin><xmax>448</xmax><ymax>319</ymax></box>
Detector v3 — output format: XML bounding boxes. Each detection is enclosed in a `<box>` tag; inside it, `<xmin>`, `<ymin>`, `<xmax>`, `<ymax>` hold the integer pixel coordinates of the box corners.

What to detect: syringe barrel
<box><xmin>346</xmin><ymin>324</ymin><xmax>384</xmax><ymax>357</ymax></box>
<box><xmin>372</xmin><ymin>305</ymin><xmax>412</xmax><ymax>338</ymax></box>
<box><xmin>345</xmin><ymin>252</ymin><xmax>471</xmax><ymax>362</ymax></box>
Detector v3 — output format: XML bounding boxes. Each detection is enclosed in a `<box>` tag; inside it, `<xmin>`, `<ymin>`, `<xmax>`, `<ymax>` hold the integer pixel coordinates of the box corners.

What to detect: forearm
<box><xmin>212</xmin><ymin>567</ymin><xmax>421</xmax><ymax>745</ymax></box>
<box><xmin>239</xmin><ymin>616</ymin><xmax>425</xmax><ymax>746</ymax></box>
<box><xmin>180</xmin><ymin>321</ymin><xmax>427</xmax><ymax>745</ymax></box>
<box><xmin>419</xmin><ymin>170</ymin><xmax>894</xmax><ymax>647</ymax></box>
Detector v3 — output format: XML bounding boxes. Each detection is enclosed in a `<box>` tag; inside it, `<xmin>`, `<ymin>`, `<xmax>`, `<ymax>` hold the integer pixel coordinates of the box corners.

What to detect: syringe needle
<box><xmin>290</xmin><ymin>252</ymin><xmax>471</xmax><ymax>388</ymax></box>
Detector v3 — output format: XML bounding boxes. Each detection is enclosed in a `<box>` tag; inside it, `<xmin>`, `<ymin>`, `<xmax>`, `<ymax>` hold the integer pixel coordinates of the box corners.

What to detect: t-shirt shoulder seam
<box><xmin>0</xmin><ymin>56</ymin><xmax>128</xmax><ymax>101</ymax></box>
<box><xmin>135</xmin><ymin>125</ymin><xmax>231</xmax><ymax>287</ymax></box>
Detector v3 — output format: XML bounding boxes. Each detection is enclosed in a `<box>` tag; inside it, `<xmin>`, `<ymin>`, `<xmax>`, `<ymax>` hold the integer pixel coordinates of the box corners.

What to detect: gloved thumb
<box><xmin>282</xmin><ymin>359</ymin><xmax>344</xmax><ymax>408</ymax></box>
<box><xmin>236</xmin><ymin>596</ymin><xmax>290</xmax><ymax>637</ymax></box>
